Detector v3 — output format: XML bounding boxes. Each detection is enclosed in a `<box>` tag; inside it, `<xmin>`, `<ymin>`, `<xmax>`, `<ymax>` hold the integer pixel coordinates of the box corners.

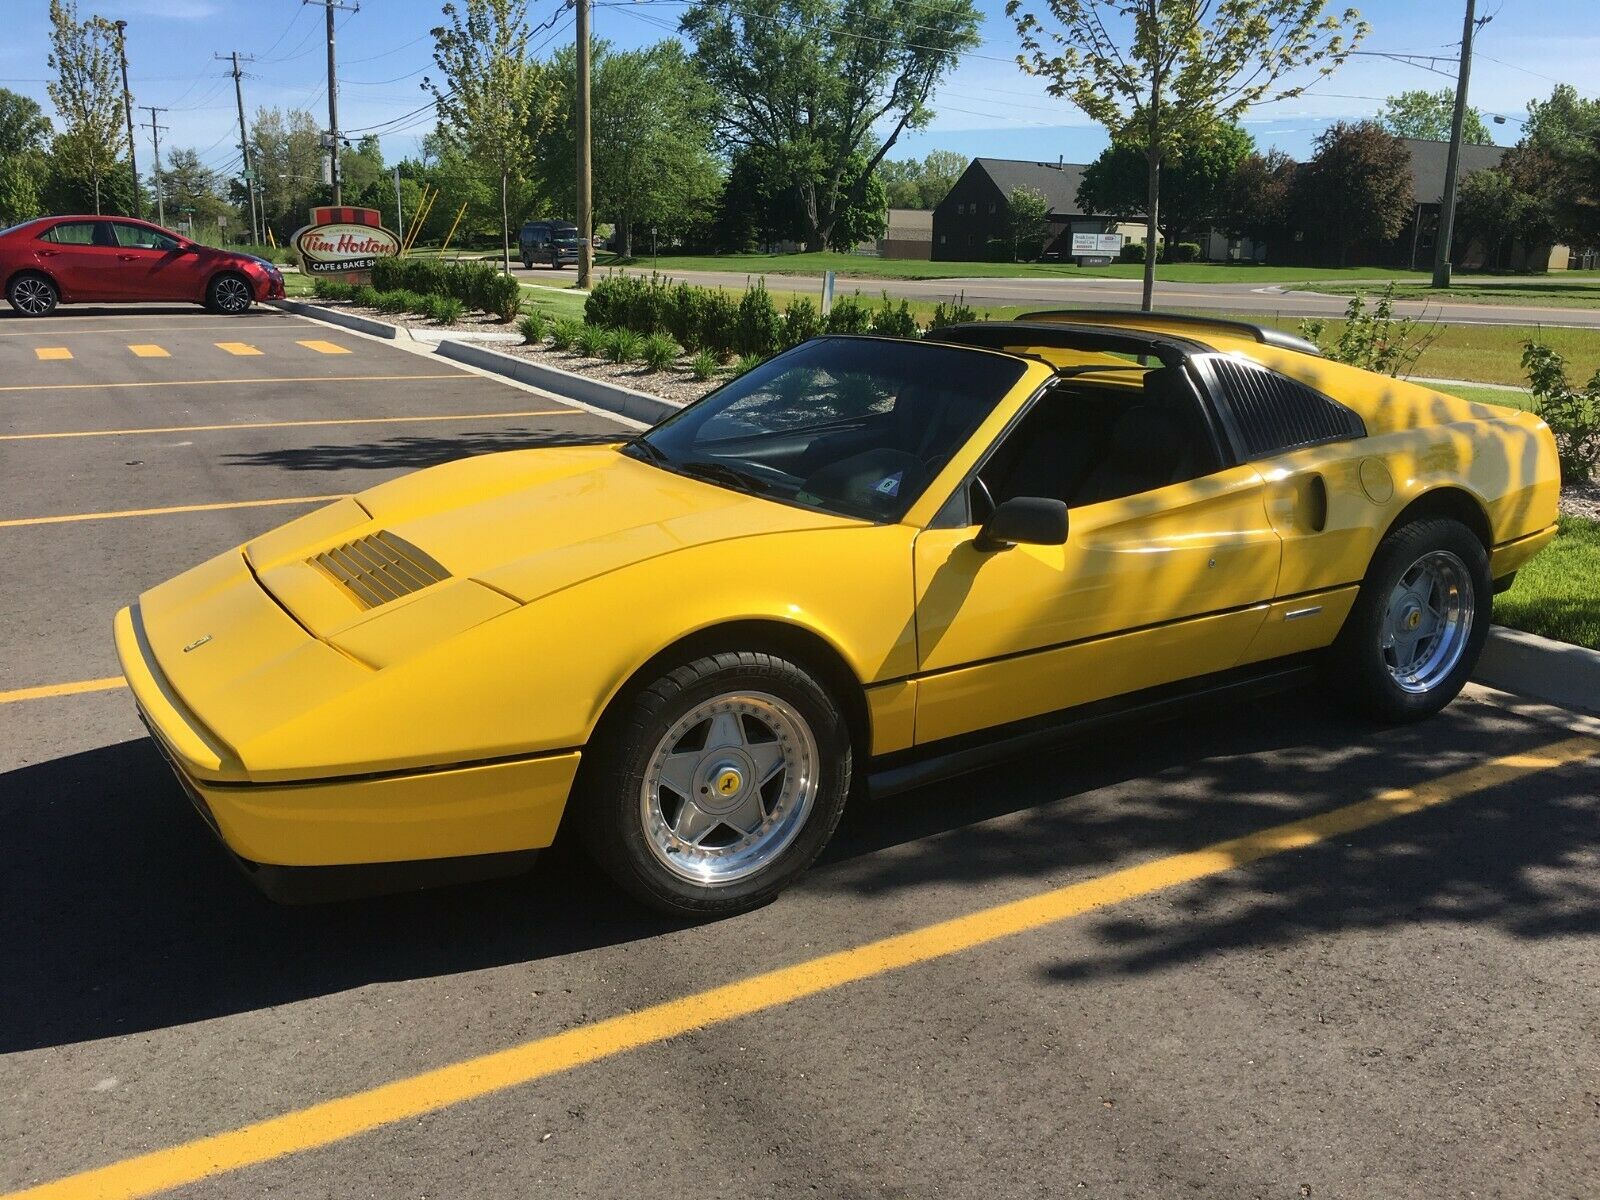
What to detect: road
<box><xmin>3</xmin><ymin>304</ymin><xmax>1598</xmax><ymax>1199</ymax></box>
<box><xmin>547</xmin><ymin>262</ymin><xmax>1600</xmax><ymax>328</ymax></box>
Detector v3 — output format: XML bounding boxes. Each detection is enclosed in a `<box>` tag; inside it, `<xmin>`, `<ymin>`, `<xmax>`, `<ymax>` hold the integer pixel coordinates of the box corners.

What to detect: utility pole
<box><xmin>1433</xmin><ymin>0</ymin><xmax>1486</xmax><ymax>289</ymax></box>
<box><xmin>113</xmin><ymin>21</ymin><xmax>141</xmax><ymax>218</ymax></box>
<box><xmin>574</xmin><ymin>0</ymin><xmax>593</xmax><ymax>287</ymax></box>
<box><xmin>304</xmin><ymin>0</ymin><xmax>359</xmax><ymax>205</ymax></box>
<box><xmin>217</xmin><ymin>52</ymin><xmax>260</xmax><ymax>244</ymax></box>
<box><xmin>142</xmin><ymin>106</ymin><xmax>169</xmax><ymax>227</ymax></box>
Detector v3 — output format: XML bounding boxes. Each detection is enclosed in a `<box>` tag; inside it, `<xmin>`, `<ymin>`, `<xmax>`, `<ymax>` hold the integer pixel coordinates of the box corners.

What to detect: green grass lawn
<box><xmin>1423</xmin><ymin>383</ymin><xmax>1535</xmax><ymax>411</ymax></box>
<box><xmin>1495</xmin><ymin>516</ymin><xmax>1600</xmax><ymax>650</ymax></box>
<box><xmin>1315</xmin><ymin>278</ymin><xmax>1600</xmax><ymax>309</ymax></box>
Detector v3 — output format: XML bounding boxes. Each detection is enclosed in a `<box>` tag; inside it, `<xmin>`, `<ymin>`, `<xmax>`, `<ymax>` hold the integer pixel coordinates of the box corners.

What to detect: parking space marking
<box><xmin>0</xmin><ymin>373</ymin><xmax>470</xmax><ymax>394</ymax></box>
<box><xmin>0</xmin><ymin>409</ymin><xmax>581</xmax><ymax>442</ymax></box>
<box><xmin>32</xmin><ymin>347</ymin><xmax>72</xmax><ymax>361</ymax></box>
<box><xmin>127</xmin><ymin>344</ymin><xmax>170</xmax><ymax>358</ymax></box>
<box><xmin>296</xmin><ymin>339</ymin><xmax>350</xmax><ymax>354</ymax></box>
<box><xmin>0</xmin><ymin>676</ymin><xmax>124</xmax><ymax>706</ymax></box>
<box><xmin>0</xmin><ymin>495</ymin><xmax>341</xmax><ymax>529</ymax></box>
<box><xmin>6</xmin><ymin>734</ymin><xmax>1592</xmax><ymax>1200</ymax></box>
<box><xmin>215</xmin><ymin>342</ymin><xmax>263</xmax><ymax>356</ymax></box>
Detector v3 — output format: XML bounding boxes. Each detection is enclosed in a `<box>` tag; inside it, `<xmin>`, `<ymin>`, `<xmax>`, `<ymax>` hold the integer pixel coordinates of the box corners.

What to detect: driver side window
<box><xmin>111</xmin><ymin>223</ymin><xmax>179</xmax><ymax>251</ymax></box>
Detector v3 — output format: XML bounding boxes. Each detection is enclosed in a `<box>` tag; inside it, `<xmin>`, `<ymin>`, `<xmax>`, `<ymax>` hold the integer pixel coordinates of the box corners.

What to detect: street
<box><xmin>3</xmin><ymin>305</ymin><xmax>1598</xmax><ymax>1200</ymax></box>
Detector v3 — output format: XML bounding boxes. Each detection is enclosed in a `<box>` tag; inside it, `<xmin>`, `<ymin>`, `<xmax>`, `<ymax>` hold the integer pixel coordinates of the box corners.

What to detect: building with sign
<box><xmin>931</xmin><ymin>158</ymin><xmax>1139</xmax><ymax>262</ymax></box>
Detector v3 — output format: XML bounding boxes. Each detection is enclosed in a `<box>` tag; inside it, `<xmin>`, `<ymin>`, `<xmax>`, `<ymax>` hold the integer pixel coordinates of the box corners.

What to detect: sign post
<box><xmin>291</xmin><ymin>206</ymin><xmax>400</xmax><ymax>284</ymax></box>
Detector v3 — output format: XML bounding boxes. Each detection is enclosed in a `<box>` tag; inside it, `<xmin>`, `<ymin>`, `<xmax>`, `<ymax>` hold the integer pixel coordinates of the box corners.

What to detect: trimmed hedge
<box><xmin>370</xmin><ymin>257</ymin><xmax>521</xmax><ymax>322</ymax></box>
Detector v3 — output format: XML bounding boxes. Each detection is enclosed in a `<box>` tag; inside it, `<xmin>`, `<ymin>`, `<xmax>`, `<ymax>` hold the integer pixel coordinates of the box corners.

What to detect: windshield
<box><xmin>553</xmin><ymin>231</ymin><xmax>580</xmax><ymax>246</ymax></box>
<box><xmin>628</xmin><ymin>337</ymin><xmax>1026</xmax><ymax>522</ymax></box>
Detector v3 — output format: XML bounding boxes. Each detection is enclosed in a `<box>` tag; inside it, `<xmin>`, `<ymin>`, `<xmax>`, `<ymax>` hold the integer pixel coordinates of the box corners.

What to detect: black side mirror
<box><xmin>974</xmin><ymin>496</ymin><xmax>1069</xmax><ymax>552</ymax></box>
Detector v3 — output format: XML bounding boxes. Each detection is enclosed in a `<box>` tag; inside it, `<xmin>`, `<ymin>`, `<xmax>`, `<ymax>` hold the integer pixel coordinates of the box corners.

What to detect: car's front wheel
<box><xmin>1330</xmin><ymin>516</ymin><xmax>1492</xmax><ymax>722</ymax></box>
<box><xmin>206</xmin><ymin>273</ymin><xmax>253</xmax><ymax>314</ymax></box>
<box><xmin>578</xmin><ymin>651</ymin><xmax>853</xmax><ymax>916</ymax></box>
<box><xmin>7</xmin><ymin>272</ymin><xmax>57</xmax><ymax>317</ymax></box>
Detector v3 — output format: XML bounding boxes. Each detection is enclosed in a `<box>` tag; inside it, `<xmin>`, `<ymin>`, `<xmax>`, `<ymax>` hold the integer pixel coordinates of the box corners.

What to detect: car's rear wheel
<box><xmin>7</xmin><ymin>273</ymin><xmax>57</xmax><ymax>317</ymax></box>
<box><xmin>1330</xmin><ymin>516</ymin><xmax>1491</xmax><ymax>723</ymax></box>
<box><xmin>578</xmin><ymin>651</ymin><xmax>852</xmax><ymax>916</ymax></box>
<box><xmin>207</xmin><ymin>273</ymin><xmax>253</xmax><ymax>314</ymax></box>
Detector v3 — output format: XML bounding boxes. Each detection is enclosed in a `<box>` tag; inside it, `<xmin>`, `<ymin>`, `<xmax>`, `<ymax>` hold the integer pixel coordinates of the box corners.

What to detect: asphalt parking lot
<box><xmin>3</xmin><ymin>305</ymin><xmax>1598</xmax><ymax>1200</ymax></box>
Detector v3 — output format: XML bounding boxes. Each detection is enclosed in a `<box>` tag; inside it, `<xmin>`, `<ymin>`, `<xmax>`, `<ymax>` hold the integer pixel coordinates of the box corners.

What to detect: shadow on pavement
<box><xmin>1</xmin><ymin>306</ymin><xmax>292</xmax><ymax>321</ymax></box>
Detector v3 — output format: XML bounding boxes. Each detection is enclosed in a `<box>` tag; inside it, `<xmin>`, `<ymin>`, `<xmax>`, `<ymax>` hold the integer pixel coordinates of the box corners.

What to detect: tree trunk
<box><xmin>618</xmin><ymin>215</ymin><xmax>632</xmax><ymax>260</ymax></box>
<box><xmin>499</xmin><ymin>167</ymin><xmax>510</xmax><ymax>276</ymax></box>
<box><xmin>1142</xmin><ymin>146</ymin><xmax>1160</xmax><ymax>311</ymax></box>
<box><xmin>93</xmin><ymin>176</ymin><xmax>102</xmax><ymax>216</ymax></box>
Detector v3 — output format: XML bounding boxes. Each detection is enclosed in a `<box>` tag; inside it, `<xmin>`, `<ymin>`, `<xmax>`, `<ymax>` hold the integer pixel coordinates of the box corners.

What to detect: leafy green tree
<box><xmin>0</xmin><ymin>88</ymin><xmax>53</xmax><ymax>225</ymax></box>
<box><xmin>713</xmin><ymin>146</ymin><xmax>886</xmax><ymax>251</ymax></box>
<box><xmin>158</xmin><ymin>148</ymin><xmax>231</xmax><ymax>228</ymax></box>
<box><xmin>1293</xmin><ymin>120</ymin><xmax>1413</xmax><ymax>265</ymax></box>
<box><xmin>1008</xmin><ymin>0</ymin><xmax>1367</xmax><ymax>310</ymax></box>
<box><xmin>1220</xmin><ymin>148</ymin><xmax>1298</xmax><ymax>249</ymax></box>
<box><xmin>1008</xmin><ymin>185</ymin><xmax>1050</xmax><ymax>260</ymax></box>
<box><xmin>826</xmin><ymin>155</ymin><xmax>889</xmax><ymax>250</ymax></box>
<box><xmin>247</xmin><ymin>107</ymin><xmax>325</xmax><ymax>241</ymax></box>
<box><xmin>428</xmin><ymin>0</ymin><xmax>552</xmax><ymax>273</ymax></box>
<box><xmin>681</xmin><ymin>0</ymin><xmax>980</xmax><ymax>251</ymax></box>
<box><xmin>45</xmin><ymin>0</ymin><xmax>128</xmax><ymax>214</ymax></box>
<box><xmin>1377</xmin><ymin>88</ymin><xmax>1492</xmax><ymax>145</ymax></box>
<box><xmin>879</xmin><ymin>150</ymin><xmax>968</xmax><ymax>209</ymax></box>
<box><xmin>1515</xmin><ymin>84</ymin><xmax>1600</xmax><ymax>249</ymax></box>
<box><xmin>1078</xmin><ymin>123</ymin><xmax>1253</xmax><ymax>252</ymax></box>
<box><xmin>533</xmin><ymin>40</ymin><xmax>719</xmax><ymax>257</ymax></box>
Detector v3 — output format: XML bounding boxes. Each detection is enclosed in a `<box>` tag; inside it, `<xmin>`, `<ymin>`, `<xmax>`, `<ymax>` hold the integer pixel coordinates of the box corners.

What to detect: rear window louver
<box><xmin>1200</xmin><ymin>356</ymin><xmax>1365</xmax><ymax>459</ymax></box>
<box><xmin>310</xmin><ymin>531</ymin><xmax>449</xmax><ymax>610</ymax></box>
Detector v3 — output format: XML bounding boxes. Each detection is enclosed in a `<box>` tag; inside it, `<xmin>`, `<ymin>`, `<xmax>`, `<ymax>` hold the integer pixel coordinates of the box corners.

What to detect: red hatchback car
<box><xmin>0</xmin><ymin>215</ymin><xmax>285</xmax><ymax>317</ymax></box>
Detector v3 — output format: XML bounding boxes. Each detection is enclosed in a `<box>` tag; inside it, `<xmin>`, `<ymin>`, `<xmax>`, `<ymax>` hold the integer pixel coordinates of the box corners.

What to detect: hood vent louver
<box><xmin>310</xmin><ymin>531</ymin><xmax>450</xmax><ymax>610</ymax></box>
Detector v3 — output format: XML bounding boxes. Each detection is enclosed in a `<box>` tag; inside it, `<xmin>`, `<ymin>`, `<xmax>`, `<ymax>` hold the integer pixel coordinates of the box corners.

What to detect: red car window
<box><xmin>110</xmin><ymin>222</ymin><xmax>180</xmax><ymax>251</ymax></box>
<box><xmin>40</xmin><ymin>222</ymin><xmax>97</xmax><ymax>245</ymax></box>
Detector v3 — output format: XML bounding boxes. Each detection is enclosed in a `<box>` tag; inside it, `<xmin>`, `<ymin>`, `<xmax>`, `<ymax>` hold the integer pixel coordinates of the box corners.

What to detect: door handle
<box><xmin>38</xmin><ymin>250</ymin><xmax>60</xmax><ymax>257</ymax></box>
<box><xmin>118</xmin><ymin>254</ymin><xmax>138</xmax><ymax>260</ymax></box>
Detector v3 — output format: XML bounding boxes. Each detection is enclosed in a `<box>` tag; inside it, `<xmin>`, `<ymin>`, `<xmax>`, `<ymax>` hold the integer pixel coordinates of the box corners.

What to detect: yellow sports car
<box><xmin>116</xmin><ymin>311</ymin><xmax>1560</xmax><ymax>913</ymax></box>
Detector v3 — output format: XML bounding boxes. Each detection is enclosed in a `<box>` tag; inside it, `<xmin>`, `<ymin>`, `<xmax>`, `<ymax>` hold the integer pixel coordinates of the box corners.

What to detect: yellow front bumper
<box><xmin>115</xmin><ymin>605</ymin><xmax>579</xmax><ymax>868</ymax></box>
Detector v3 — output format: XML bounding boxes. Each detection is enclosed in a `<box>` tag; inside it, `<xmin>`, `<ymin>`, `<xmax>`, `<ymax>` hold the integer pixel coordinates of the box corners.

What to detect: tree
<box><xmin>0</xmin><ymin>88</ymin><xmax>54</xmax><ymax>225</ymax></box>
<box><xmin>879</xmin><ymin>150</ymin><xmax>969</xmax><ymax>209</ymax></box>
<box><xmin>1008</xmin><ymin>0</ymin><xmax>1367</xmax><ymax>310</ymax></box>
<box><xmin>533</xmin><ymin>39</ymin><xmax>720</xmax><ymax>257</ymax></box>
<box><xmin>247</xmin><ymin>107</ymin><xmax>325</xmax><ymax>241</ymax></box>
<box><xmin>1008</xmin><ymin>185</ymin><xmax>1050</xmax><ymax>260</ymax></box>
<box><xmin>681</xmin><ymin>0</ymin><xmax>981</xmax><ymax>251</ymax></box>
<box><xmin>1078</xmin><ymin>122</ymin><xmax>1252</xmax><ymax>252</ymax></box>
<box><xmin>1377</xmin><ymin>88</ymin><xmax>1492</xmax><ymax>145</ymax></box>
<box><xmin>158</xmin><ymin>148</ymin><xmax>231</xmax><ymax>228</ymax></box>
<box><xmin>45</xmin><ymin>0</ymin><xmax>128</xmax><ymax>214</ymax></box>
<box><xmin>712</xmin><ymin>146</ymin><xmax>886</xmax><ymax>251</ymax></box>
<box><xmin>1293</xmin><ymin>120</ymin><xmax>1413</xmax><ymax>265</ymax></box>
<box><xmin>1515</xmin><ymin>84</ymin><xmax>1600</xmax><ymax>249</ymax></box>
<box><xmin>1455</xmin><ymin>168</ymin><xmax>1523</xmax><ymax>268</ymax></box>
<box><xmin>1220</xmin><ymin>148</ymin><xmax>1298</xmax><ymax>249</ymax></box>
<box><xmin>428</xmin><ymin>0</ymin><xmax>551</xmax><ymax>274</ymax></box>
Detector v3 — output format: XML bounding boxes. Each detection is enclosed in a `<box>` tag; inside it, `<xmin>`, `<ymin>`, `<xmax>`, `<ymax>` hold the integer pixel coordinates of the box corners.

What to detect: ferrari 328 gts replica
<box><xmin>116</xmin><ymin>312</ymin><xmax>1560</xmax><ymax>914</ymax></box>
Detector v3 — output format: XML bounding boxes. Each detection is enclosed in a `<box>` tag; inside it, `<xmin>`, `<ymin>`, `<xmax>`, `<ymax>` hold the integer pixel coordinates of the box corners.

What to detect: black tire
<box><xmin>521</xmin><ymin>254</ymin><xmax>532</xmax><ymax>269</ymax></box>
<box><xmin>206</xmin><ymin>272</ymin><xmax>253</xmax><ymax>314</ymax></box>
<box><xmin>7</xmin><ymin>272</ymin><xmax>57</xmax><ymax>317</ymax></box>
<box><xmin>576</xmin><ymin>650</ymin><xmax>853</xmax><ymax>916</ymax></box>
<box><xmin>1329</xmin><ymin>516</ymin><xmax>1492</xmax><ymax>723</ymax></box>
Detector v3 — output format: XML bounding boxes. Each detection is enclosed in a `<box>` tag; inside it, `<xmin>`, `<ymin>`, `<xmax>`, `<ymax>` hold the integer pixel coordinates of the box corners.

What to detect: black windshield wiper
<box><xmin>625</xmin><ymin>437</ymin><xmax>670</xmax><ymax>467</ymax></box>
<box><xmin>677</xmin><ymin>459</ymin><xmax>775</xmax><ymax>495</ymax></box>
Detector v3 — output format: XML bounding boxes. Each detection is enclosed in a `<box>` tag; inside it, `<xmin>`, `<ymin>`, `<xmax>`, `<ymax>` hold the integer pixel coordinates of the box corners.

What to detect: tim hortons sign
<box><xmin>292</xmin><ymin>206</ymin><xmax>400</xmax><ymax>281</ymax></box>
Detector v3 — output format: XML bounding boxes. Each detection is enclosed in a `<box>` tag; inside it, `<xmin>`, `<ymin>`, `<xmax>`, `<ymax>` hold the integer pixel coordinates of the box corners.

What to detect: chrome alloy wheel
<box><xmin>11</xmin><ymin>277</ymin><xmax>54</xmax><ymax>315</ymax></box>
<box><xmin>640</xmin><ymin>690</ymin><xmax>819</xmax><ymax>886</ymax></box>
<box><xmin>213</xmin><ymin>276</ymin><xmax>252</xmax><ymax>312</ymax></box>
<box><xmin>1381</xmin><ymin>549</ymin><xmax>1474</xmax><ymax>694</ymax></box>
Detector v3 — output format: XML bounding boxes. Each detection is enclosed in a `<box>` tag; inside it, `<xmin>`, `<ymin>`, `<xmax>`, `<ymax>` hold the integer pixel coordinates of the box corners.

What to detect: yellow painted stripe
<box><xmin>214</xmin><ymin>342</ymin><xmax>263</xmax><ymax>356</ymax></box>
<box><xmin>0</xmin><ymin>374</ymin><xmax>471</xmax><ymax>394</ymax></box>
<box><xmin>6</xmin><ymin>734</ymin><xmax>1591</xmax><ymax>1200</ymax></box>
<box><xmin>0</xmin><ymin>495</ymin><xmax>341</xmax><ymax>529</ymax></box>
<box><xmin>33</xmin><ymin>347</ymin><xmax>72</xmax><ymax>361</ymax></box>
<box><xmin>0</xmin><ymin>676</ymin><xmax>125</xmax><ymax>705</ymax></box>
<box><xmin>0</xmin><ymin>409</ymin><xmax>579</xmax><ymax>442</ymax></box>
<box><xmin>127</xmin><ymin>344</ymin><xmax>170</xmax><ymax>358</ymax></box>
<box><xmin>296</xmin><ymin>339</ymin><xmax>350</xmax><ymax>354</ymax></box>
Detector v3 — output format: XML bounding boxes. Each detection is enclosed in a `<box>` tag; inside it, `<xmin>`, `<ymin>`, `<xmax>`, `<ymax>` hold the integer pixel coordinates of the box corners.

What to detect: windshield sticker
<box><xmin>875</xmin><ymin>472</ymin><xmax>904</xmax><ymax>498</ymax></box>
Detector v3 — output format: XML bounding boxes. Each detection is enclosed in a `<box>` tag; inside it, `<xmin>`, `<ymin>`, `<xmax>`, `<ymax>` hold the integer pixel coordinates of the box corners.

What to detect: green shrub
<box><xmin>870</xmin><ymin>292</ymin><xmax>920</xmax><ymax>339</ymax></box>
<box><xmin>781</xmin><ymin>297</ymin><xmax>823</xmax><ymax>348</ymax></box>
<box><xmin>576</xmin><ymin>323</ymin><xmax>610</xmax><ymax>357</ymax></box>
<box><xmin>485</xmin><ymin>274</ymin><xmax>522</xmax><ymax>322</ymax></box>
<box><xmin>1298</xmin><ymin>285</ymin><xmax>1438</xmax><ymax>378</ymax></box>
<box><xmin>698</xmin><ymin>289</ymin><xmax>740</xmax><ymax>360</ymax></box>
<box><xmin>584</xmin><ymin>272</ymin><xmax>633</xmax><ymax>328</ymax></box>
<box><xmin>375</xmin><ymin>290</ymin><xmax>414</xmax><ymax>314</ymax></box>
<box><xmin>641</xmin><ymin>332</ymin><xmax>679</xmax><ymax>371</ymax></box>
<box><xmin>1523</xmin><ymin>341</ymin><xmax>1600</xmax><ymax>482</ymax></box>
<box><xmin>606</xmin><ymin>328</ymin><xmax>645</xmax><ymax>364</ymax></box>
<box><xmin>312</xmin><ymin>278</ymin><xmax>352</xmax><ymax>301</ymax></box>
<box><xmin>1169</xmin><ymin>241</ymin><xmax>1203</xmax><ymax>263</ymax></box>
<box><xmin>352</xmin><ymin>284</ymin><xmax>380</xmax><ymax>307</ymax></box>
<box><xmin>985</xmin><ymin>238</ymin><xmax>1012</xmax><ymax>263</ymax></box>
<box><xmin>426</xmin><ymin>294</ymin><xmax>465</xmax><ymax>323</ymax></box>
<box><xmin>667</xmin><ymin>282</ymin><xmax>706</xmax><ymax>351</ymax></box>
<box><xmin>690</xmin><ymin>350</ymin><xmax>720</xmax><ymax>381</ymax></box>
<box><xmin>825</xmin><ymin>293</ymin><xmax>872</xmax><ymax>335</ymax></box>
<box><xmin>549</xmin><ymin>318</ymin><xmax>584</xmax><ymax>351</ymax></box>
<box><xmin>929</xmin><ymin>293</ymin><xmax>977</xmax><ymax>329</ymax></box>
<box><xmin>1120</xmin><ymin>241</ymin><xmax>1146</xmax><ymax>263</ymax></box>
<box><xmin>736</xmin><ymin>281</ymin><xmax>783</xmax><ymax>357</ymax></box>
<box><xmin>734</xmin><ymin>353</ymin><xmax>764</xmax><ymax>377</ymax></box>
<box><xmin>518</xmin><ymin>310</ymin><xmax>548</xmax><ymax>345</ymax></box>
<box><xmin>373</xmin><ymin>257</ymin><xmax>521</xmax><ymax>320</ymax></box>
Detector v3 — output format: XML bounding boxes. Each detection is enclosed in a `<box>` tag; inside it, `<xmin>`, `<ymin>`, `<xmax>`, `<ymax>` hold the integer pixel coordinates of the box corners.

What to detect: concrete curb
<box><xmin>1475</xmin><ymin>625</ymin><xmax>1600</xmax><ymax>715</ymax></box>
<box><xmin>269</xmin><ymin>298</ymin><xmax>405</xmax><ymax>340</ymax></box>
<box><xmin>435</xmin><ymin>339</ymin><xmax>679</xmax><ymax>425</ymax></box>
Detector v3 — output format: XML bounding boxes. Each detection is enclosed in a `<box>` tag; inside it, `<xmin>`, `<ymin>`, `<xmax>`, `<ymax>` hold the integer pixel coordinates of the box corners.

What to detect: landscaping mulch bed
<box><xmin>1560</xmin><ymin>482</ymin><xmax>1600</xmax><ymax>522</ymax></box>
<box><xmin>497</xmin><ymin>339</ymin><xmax>723</xmax><ymax>406</ymax></box>
<box><xmin>310</xmin><ymin>300</ymin><xmax>519</xmax><ymax>337</ymax></box>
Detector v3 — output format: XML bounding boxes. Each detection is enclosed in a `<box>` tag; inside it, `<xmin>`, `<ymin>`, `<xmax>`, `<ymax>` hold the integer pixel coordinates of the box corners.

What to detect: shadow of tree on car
<box><xmin>221</xmin><ymin>428</ymin><xmax>626</xmax><ymax>473</ymax></box>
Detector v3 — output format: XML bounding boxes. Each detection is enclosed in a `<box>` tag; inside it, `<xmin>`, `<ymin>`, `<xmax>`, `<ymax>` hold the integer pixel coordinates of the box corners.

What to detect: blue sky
<box><xmin>4</xmin><ymin>0</ymin><xmax>1597</xmax><ymax>181</ymax></box>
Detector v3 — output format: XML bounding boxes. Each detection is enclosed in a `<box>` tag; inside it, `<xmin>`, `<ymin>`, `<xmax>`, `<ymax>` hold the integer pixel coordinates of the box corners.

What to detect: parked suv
<box><xmin>518</xmin><ymin>219</ymin><xmax>582</xmax><ymax>269</ymax></box>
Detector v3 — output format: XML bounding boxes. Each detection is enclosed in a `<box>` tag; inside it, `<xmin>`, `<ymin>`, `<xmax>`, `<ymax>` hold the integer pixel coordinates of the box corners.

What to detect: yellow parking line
<box><xmin>0</xmin><ymin>676</ymin><xmax>125</xmax><ymax>706</ymax></box>
<box><xmin>6</xmin><ymin>734</ymin><xmax>1592</xmax><ymax>1200</ymax></box>
<box><xmin>33</xmin><ymin>347</ymin><xmax>72</xmax><ymax>361</ymax></box>
<box><xmin>0</xmin><ymin>374</ymin><xmax>469</xmax><ymax>394</ymax></box>
<box><xmin>127</xmin><ymin>344</ymin><xmax>170</xmax><ymax>358</ymax></box>
<box><xmin>215</xmin><ymin>342</ymin><xmax>263</xmax><ymax>356</ymax></box>
<box><xmin>0</xmin><ymin>409</ymin><xmax>579</xmax><ymax>442</ymax></box>
<box><xmin>0</xmin><ymin>495</ymin><xmax>341</xmax><ymax>529</ymax></box>
<box><xmin>297</xmin><ymin>339</ymin><xmax>350</xmax><ymax>354</ymax></box>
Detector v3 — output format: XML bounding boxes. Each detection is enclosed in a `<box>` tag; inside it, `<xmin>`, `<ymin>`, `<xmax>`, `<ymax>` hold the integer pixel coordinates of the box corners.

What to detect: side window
<box><xmin>1195</xmin><ymin>355</ymin><xmax>1365</xmax><ymax>460</ymax></box>
<box><xmin>40</xmin><ymin>222</ymin><xmax>97</xmax><ymax>245</ymax></box>
<box><xmin>111</xmin><ymin>223</ymin><xmax>178</xmax><ymax>250</ymax></box>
